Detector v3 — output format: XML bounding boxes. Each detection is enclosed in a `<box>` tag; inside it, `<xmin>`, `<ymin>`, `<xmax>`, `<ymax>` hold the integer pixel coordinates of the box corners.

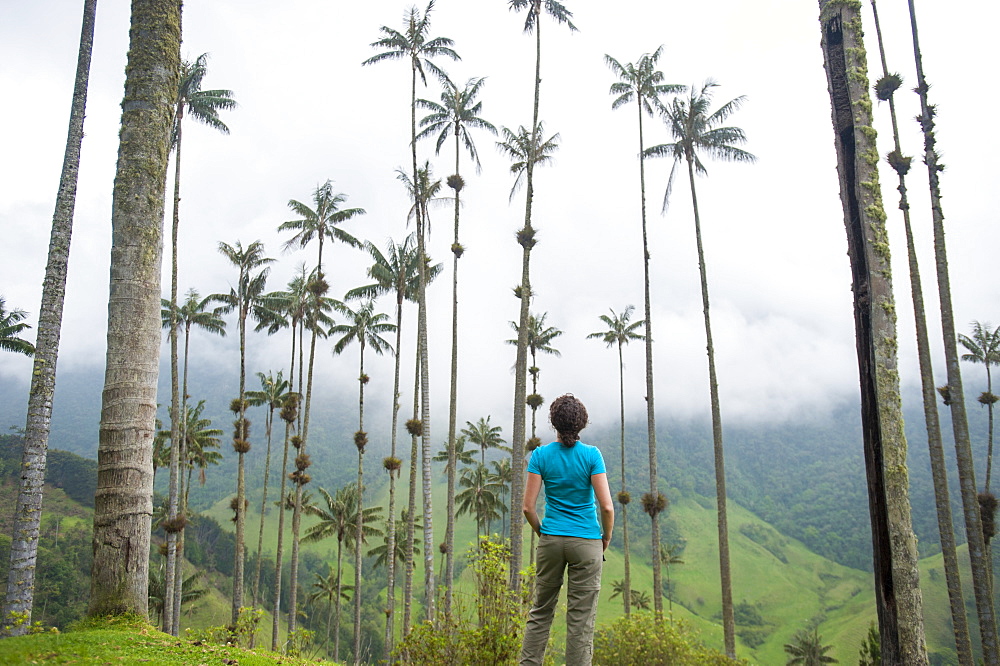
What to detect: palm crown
<box><xmin>509</xmin><ymin>0</ymin><xmax>578</xmax><ymax>34</ymax></box>
<box><xmin>172</xmin><ymin>53</ymin><xmax>237</xmax><ymax>148</ymax></box>
<box><xmin>587</xmin><ymin>305</ymin><xmax>645</xmax><ymax>349</ymax></box>
<box><xmin>496</xmin><ymin>122</ymin><xmax>560</xmax><ymax>201</ymax></box>
<box><xmin>362</xmin><ymin>0</ymin><xmax>459</xmax><ymax>87</ymax></box>
<box><xmin>279</xmin><ymin>181</ymin><xmax>365</xmax><ymax>274</ymax></box>
<box><xmin>644</xmin><ymin>80</ymin><xmax>756</xmax><ymax>212</ymax></box>
<box><xmin>416</xmin><ymin>76</ymin><xmax>498</xmax><ymax>173</ymax></box>
<box><xmin>605</xmin><ymin>46</ymin><xmax>683</xmax><ymax>117</ymax></box>
<box><xmin>0</xmin><ymin>296</ymin><xmax>35</xmax><ymax>356</ymax></box>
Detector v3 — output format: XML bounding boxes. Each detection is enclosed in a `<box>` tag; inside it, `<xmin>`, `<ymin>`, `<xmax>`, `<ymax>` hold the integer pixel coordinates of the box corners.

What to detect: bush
<box><xmin>394</xmin><ymin>537</ymin><xmax>532</xmax><ymax>665</ymax></box>
<box><xmin>593</xmin><ymin>613</ymin><xmax>746</xmax><ymax>666</ymax></box>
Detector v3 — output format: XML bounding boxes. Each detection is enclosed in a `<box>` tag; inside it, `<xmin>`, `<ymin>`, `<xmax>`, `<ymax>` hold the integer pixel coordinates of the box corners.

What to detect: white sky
<box><xmin>1</xmin><ymin>0</ymin><xmax>998</xmax><ymax>436</ymax></box>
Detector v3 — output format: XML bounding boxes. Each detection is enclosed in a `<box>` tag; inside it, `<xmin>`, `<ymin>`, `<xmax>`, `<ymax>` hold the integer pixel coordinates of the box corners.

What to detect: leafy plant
<box><xmin>593</xmin><ymin>613</ymin><xmax>744</xmax><ymax>665</ymax></box>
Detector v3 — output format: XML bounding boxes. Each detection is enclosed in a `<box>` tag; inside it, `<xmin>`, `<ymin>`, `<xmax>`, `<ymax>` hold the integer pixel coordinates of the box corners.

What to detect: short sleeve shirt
<box><xmin>527</xmin><ymin>441</ymin><xmax>607</xmax><ymax>539</ymax></box>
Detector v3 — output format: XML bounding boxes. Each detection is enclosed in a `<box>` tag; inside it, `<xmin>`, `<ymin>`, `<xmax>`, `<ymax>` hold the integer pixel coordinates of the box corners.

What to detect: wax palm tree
<box><xmin>345</xmin><ymin>234</ymin><xmax>438</xmax><ymax>655</ymax></box>
<box><xmin>0</xmin><ymin>298</ymin><xmax>35</xmax><ymax>357</ymax></box>
<box><xmin>87</xmin><ymin>0</ymin><xmax>179</xmax><ymax>622</ymax></box>
<box><xmin>246</xmin><ymin>370</ymin><xmax>292</xmax><ymax>609</ymax></box>
<box><xmin>462</xmin><ymin>417</ymin><xmax>506</xmax><ymax>467</ymax></box>
<box><xmin>161</xmin><ymin>54</ymin><xmax>234</xmax><ymax>634</ymax></box>
<box><xmin>908</xmin><ymin>0</ymin><xmax>998</xmax><ymax>644</ymax></box>
<box><xmin>364</xmin><ymin>3</ymin><xmax>459</xmax><ymax>619</ymax></box>
<box><xmin>330</xmin><ymin>299</ymin><xmax>394</xmax><ymax>661</ymax></box>
<box><xmin>505</xmin><ymin>0</ymin><xmax>576</xmax><ymax>582</ymax></box>
<box><xmin>959</xmin><ymin>322</ymin><xmax>1000</xmax><ymax>491</ymax></box>
<box><xmin>269</xmin><ymin>389</ymin><xmax>299</xmax><ymax>651</ymax></box>
<box><xmin>495</xmin><ymin>123</ymin><xmax>560</xmax><ymax>203</ymax></box>
<box><xmin>396</xmin><ymin>161</ymin><xmax>449</xmax><ymax>621</ymax></box>
<box><xmin>818</xmin><ymin>6</ymin><xmax>930</xmax><ymax>663</ymax></box>
<box><xmin>417</xmin><ymin>74</ymin><xmax>497</xmax><ymax>613</ymax></box>
<box><xmin>180</xmin><ymin>400</ymin><xmax>223</xmax><ymax>492</ymax></box>
<box><xmin>434</xmin><ymin>435</ymin><xmax>476</xmax><ymax>472</ymax></box>
<box><xmin>506</xmin><ymin>312</ymin><xmax>561</xmax><ymax>443</ymax></box>
<box><xmin>490</xmin><ymin>457</ymin><xmax>514</xmax><ymax>534</ymax></box>
<box><xmin>605</xmin><ymin>47</ymin><xmax>681</xmax><ymax>617</ymax></box>
<box><xmin>659</xmin><ymin>542</ymin><xmax>684</xmax><ymax>620</ymax></box>
<box><xmin>308</xmin><ymin>565</ymin><xmax>353</xmax><ymax>659</ymax></box>
<box><xmin>587</xmin><ymin>305</ymin><xmax>644</xmax><ymax>614</ymax></box>
<box><xmin>209</xmin><ymin>239</ymin><xmax>277</xmax><ymax>624</ymax></box>
<box><xmin>279</xmin><ymin>181</ymin><xmax>362</xmax><ymax>638</ymax></box>
<box><xmin>644</xmin><ymin>80</ymin><xmax>755</xmax><ymax>654</ymax></box>
<box><xmin>160</xmin><ymin>288</ymin><xmax>226</xmax><ymax>631</ymax></box>
<box><xmin>303</xmin><ymin>484</ymin><xmax>383</xmax><ymax>663</ymax></box>
<box><xmin>369</xmin><ymin>509</ymin><xmax>422</xmax><ymax>572</ymax></box>
<box><xmin>457</xmin><ymin>463</ymin><xmax>506</xmax><ymax>539</ymax></box>
<box><xmin>1</xmin><ymin>0</ymin><xmax>95</xmax><ymax>630</ymax></box>
<box><xmin>867</xmin><ymin>3</ymin><xmax>971</xmax><ymax>660</ymax></box>
<box><xmin>784</xmin><ymin>628</ymin><xmax>838</xmax><ymax>665</ymax></box>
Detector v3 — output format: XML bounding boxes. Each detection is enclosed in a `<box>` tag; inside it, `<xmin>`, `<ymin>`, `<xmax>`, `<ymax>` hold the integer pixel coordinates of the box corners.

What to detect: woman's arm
<box><xmin>523</xmin><ymin>472</ymin><xmax>543</xmax><ymax>537</ymax></box>
<box><xmin>591</xmin><ymin>472</ymin><xmax>615</xmax><ymax>551</ymax></box>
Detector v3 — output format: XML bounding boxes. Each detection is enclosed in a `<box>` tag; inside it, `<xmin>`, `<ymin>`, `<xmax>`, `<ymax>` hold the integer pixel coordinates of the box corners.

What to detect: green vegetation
<box><xmin>0</xmin><ymin>615</ymin><xmax>336</xmax><ymax>665</ymax></box>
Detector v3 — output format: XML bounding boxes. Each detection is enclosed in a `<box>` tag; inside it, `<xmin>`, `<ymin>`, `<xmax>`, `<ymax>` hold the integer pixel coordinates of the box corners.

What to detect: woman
<box><xmin>520</xmin><ymin>394</ymin><xmax>615</xmax><ymax>666</ymax></box>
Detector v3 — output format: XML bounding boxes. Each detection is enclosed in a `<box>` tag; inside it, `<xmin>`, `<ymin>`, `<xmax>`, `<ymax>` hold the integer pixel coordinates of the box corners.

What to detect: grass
<box><xmin>0</xmin><ymin>615</ymin><xmax>339</xmax><ymax>665</ymax></box>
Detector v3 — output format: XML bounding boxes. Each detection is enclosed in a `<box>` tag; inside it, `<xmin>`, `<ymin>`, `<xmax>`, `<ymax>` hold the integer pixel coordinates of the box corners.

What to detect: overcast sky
<box><xmin>1</xmin><ymin>0</ymin><xmax>997</xmax><ymax>438</ymax></box>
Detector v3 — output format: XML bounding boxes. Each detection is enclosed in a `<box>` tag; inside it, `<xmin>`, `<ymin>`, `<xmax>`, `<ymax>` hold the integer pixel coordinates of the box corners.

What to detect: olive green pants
<box><xmin>519</xmin><ymin>534</ymin><xmax>604</xmax><ymax>666</ymax></box>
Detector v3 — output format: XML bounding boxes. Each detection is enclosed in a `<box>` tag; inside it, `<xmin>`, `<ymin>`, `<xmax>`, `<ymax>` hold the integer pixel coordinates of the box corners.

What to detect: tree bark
<box><xmin>3</xmin><ymin>0</ymin><xmax>97</xmax><ymax>636</ymax></box>
<box><xmin>905</xmin><ymin>0</ymin><xmax>998</xmax><ymax>661</ymax></box>
<box><xmin>868</xmin><ymin>1</ymin><xmax>972</xmax><ymax>662</ymax></box>
<box><xmin>89</xmin><ymin>0</ymin><xmax>179</xmax><ymax>619</ymax></box>
<box><xmin>818</xmin><ymin>3</ymin><xmax>928</xmax><ymax>663</ymax></box>
<box><xmin>384</xmin><ymin>294</ymin><xmax>404</xmax><ymax>662</ymax></box>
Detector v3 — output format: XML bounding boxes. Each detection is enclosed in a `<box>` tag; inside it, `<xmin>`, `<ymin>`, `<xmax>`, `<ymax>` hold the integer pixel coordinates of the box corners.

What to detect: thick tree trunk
<box><xmin>89</xmin><ymin>0</ymin><xmax>179</xmax><ymax>619</ymax></box>
<box><xmin>2</xmin><ymin>0</ymin><xmax>97</xmax><ymax>636</ymax></box>
<box><xmin>417</xmin><ymin>212</ymin><xmax>435</xmax><ymax>621</ymax></box>
<box><xmin>232</xmin><ymin>314</ymin><xmax>248</xmax><ymax>625</ymax></box>
<box><xmin>818</xmin><ymin>3</ymin><xmax>928</xmax><ymax>663</ymax></box>
<box><xmin>868</xmin><ymin>1</ymin><xmax>972</xmax><ymax>661</ymax></box>
<box><xmin>686</xmin><ymin>159</ymin><xmax>735</xmax><ymax>657</ymax></box>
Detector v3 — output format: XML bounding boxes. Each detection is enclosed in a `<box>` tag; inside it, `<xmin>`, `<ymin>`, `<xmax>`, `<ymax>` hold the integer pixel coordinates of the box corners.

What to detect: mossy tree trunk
<box><xmin>383</xmin><ymin>293</ymin><xmax>404</xmax><ymax>661</ymax></box>
<box><xmin>271</xmin><ymin>320</ymin><xmax>296</xmax><ymax>652</ymax></box>
<box><xmin>818</xmin><ymin>2</ymin><xmax>927</xmax><ymax>663</ymax></box>
<box><xmin>3</xmin><ymin>0</ymin><xmax>97</xmax><ymax>636</ymax></box>
<box><xmin>89</xmin><ymin>0</ymin><xmax>180</xmax><ymax>619</ymax></box>
<box><xmin>905</xmin><ymin>0</ymin><xmax>999</xmax><ymax>661</ymax></box>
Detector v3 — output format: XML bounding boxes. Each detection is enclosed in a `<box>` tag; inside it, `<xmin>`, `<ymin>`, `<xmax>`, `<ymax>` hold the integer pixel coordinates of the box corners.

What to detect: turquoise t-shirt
<box><xmin>527</xmin><ymin>441</ymin><xmax>607</xmax><ymax>539</ymax></box>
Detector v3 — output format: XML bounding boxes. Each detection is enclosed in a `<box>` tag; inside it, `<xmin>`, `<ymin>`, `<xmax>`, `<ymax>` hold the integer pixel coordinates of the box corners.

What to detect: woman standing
<box><xmin>520</xmin><ymin>394</ymin><xmax>615</xmax><ymax>666</ymax></box>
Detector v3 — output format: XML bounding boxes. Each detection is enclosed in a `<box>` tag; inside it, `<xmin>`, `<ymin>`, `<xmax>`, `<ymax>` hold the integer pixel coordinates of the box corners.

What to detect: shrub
<box><xmin>394</xmin><ymin>537</ymin><xmax>532</xmax><ymax>665</ymax></box>
<box><xmin>593</xmin><ymin>613</ymin><xmax>746</xmax><ymax>666</ymax></box>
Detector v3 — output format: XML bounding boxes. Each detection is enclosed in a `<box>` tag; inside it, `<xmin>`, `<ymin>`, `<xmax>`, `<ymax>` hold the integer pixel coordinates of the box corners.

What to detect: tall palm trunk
<box><xmin>3</xmin><ymin>0</ymin><xmax>97</xmax><ymax>635</ymax></box>
<box><xmin>416</xmin><ymin>204</ymin><xmax>435</xmax><ymax>621</ymax></box>
<box><xmin>987</xmin><ymin>364</ymin><xmax>995</xmax><ymax>492</ymax></box>
<box><xmin>89</xmin><ymin>0</ymin><xmax>179</xmax><ymax>619</ymax></box>
<box><xmin>685</xmin><ymin>158</ymin><xmax>735</xmax><ymax>657</ymax></box>
<box><xmin>444</xmin><ymin>136</ymin><xmax>462</xmax><ymax>617</ymax></box>
<box><xmin>906</xmin><ymin>1</ymin><xmax>999</xmax><ymax>661</ymax></box>
<box><xmin>171</xmin><ymin>318</ymin><xmax>193</xmax><ymax>635</ymax></box>
<box><xmin>334</xmin><ymin>536</ymin><xmax>344</xmax><ymax>662</ymax></box>
<box><xmin>252</xmin><ymin>398</ymin><xmax>276</xmax><ymax>610</ymax></box>
<box><xmin>510</xmin><ymin>5</ymin><xmax>544</xmax><ymax>587</ymax></box>
<box><xmin>290</xmin><ymin>316</ymin><xmax>318</xmax><ymax>637</ymax></box>
<box><xmin>617</xmin><ymin>340</ymin><xmax>631</xmax><ymax>616</ymax></box>
<box><xmin>818</xmin><ymin>4</ymin><xmax>928</xmax><ymax>663</ymax></box>
<box><xmin>637</xmin><ymin>89</ymin><xmax>664</xmax><ymax>619</ymax></box>
<box><xmin>403</xmin><ymin>354</ymin><xmax>419</xmax><ymax>633</ymax></box>
<box><xmin>271</xmin><ymin>319</ymin><xmax>296</xmax><ymax>651</ymax></box>
<box><xmin>384</xmin><ymin>293</ymin><xmax>404</xmax><ymax>662</ymax></box>
<box><xmin>233</xmin><ymin>303</ymin><xmax>249</xmax><ymax>625</ymax></box>
<box><xmin>353</xmin><ymin>345</ymin><xmax>366</xmax><ymax>665</ymax></box>
<box><xmin>869</xmin><ymin>2</ymin><xmax>971</xmax><ymax>662</ymax></box>
<box><xmin>163</xmin><ymin>95</ymin><xmax>185</xmax><ymax>636</ymax></box>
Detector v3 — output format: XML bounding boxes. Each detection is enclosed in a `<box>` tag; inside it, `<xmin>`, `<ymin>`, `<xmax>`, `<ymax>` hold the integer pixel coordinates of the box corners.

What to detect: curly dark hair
<box><xmin>549</xmin><ymin>394</ymin><xmax>588</xmax><ymax>447</ymax></box>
